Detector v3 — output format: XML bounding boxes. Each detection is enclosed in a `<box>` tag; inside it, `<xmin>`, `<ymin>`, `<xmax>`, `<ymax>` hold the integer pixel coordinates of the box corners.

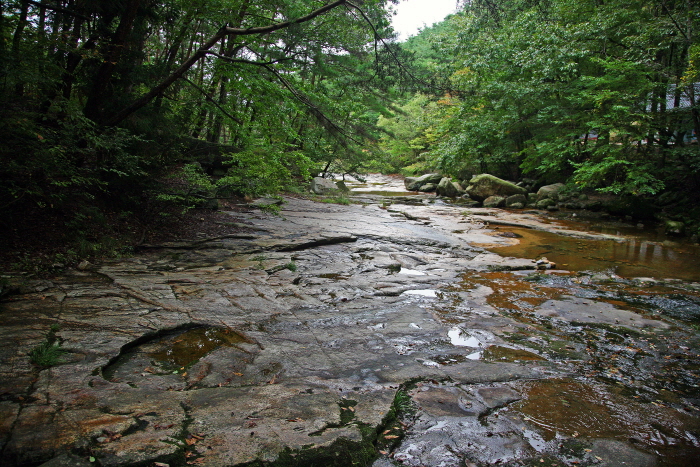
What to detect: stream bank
<box><xmin>1</xmin><ymin>175</ymin><xmax>699</xmax><ymax>466</ymax></box>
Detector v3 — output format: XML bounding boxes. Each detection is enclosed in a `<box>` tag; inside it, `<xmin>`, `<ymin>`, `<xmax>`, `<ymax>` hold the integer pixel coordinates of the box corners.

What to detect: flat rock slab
<box><xmin>1</xmin><ymin>190</ymin><xmax>698</xmax><ymax>466</ymax></box>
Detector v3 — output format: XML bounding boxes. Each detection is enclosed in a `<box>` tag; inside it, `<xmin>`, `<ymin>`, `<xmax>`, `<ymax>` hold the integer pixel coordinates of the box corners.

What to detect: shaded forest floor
<box><xmin>0</xmin><ymin>199</ymin><xmax>254</xmax><ymax>276</ymax></box>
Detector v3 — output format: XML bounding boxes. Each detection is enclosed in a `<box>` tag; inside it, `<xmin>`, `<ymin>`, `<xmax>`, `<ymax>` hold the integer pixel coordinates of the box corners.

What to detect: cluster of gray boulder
<box><xmin>404</xmin><ymin>173</ymin><xmax>572</xmax><ymax>210</ymax></box>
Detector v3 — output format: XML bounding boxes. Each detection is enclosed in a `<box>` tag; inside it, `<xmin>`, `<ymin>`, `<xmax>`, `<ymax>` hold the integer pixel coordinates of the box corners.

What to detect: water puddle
<box><xmin>482</xmin><ymin>345</ymin><xmax>546</xmax><ymax>363</ymax></box>
<box><xmin>103</xmin><ymin>326</ymin><xmax>247</xmax><ymax>379</ymax></box>
<box><xmin>505</xmin><ymin>378</ymin><xmax>700</xmax><ymax>464</ymax></box>
<box><xmin>147</xmin><ymin>327</ymin><xmax>246</xmax><ymax>369</ymax></box>
<box><xmin>448</xmin><ymin>327</ymin><xmax>481</xmax><ymax>347</ymax></box>
<box><xmin>318</xmin><ymin>273</ymin><xmax>350</xmax><ymax>280</ymax></box>
<box><xmin>399</xmin><ymin>268</ymin><xmax>427</xmax><ymax>276</ymax></box>
<box><xmin>402</xmin><ymin>289</ymin><xmax>438</xmax><ymax>298</ymax></box>
<box><xmin>353</xmin><ymin>191</ymin><xmax>420</xmax><ymax>197</ymax></box>
<box><xmin>447</xmin><ymin>327</ymin><xmax>494</xmax><ymax>348</ymax></box>
<box><xmin>484</xmin><ymin>226</ymin><xmax>700</xmax><ymax>281</ymax></box>
<box><xmin>451</xmin><ymin>271</ymin><xmax>563</xmax><ymax>313</ymax></box>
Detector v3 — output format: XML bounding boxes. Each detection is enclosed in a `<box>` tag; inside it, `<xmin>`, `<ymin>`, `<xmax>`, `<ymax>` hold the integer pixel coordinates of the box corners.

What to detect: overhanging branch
<box><xmin>105</xmin><ymin>1</ymin><xmax>349</xmax><ymax>126</ymax></box>
<box><xmin>180</xmin><ymin>77</ymin><xmax>243</xmax><ymax>125</ymax></box>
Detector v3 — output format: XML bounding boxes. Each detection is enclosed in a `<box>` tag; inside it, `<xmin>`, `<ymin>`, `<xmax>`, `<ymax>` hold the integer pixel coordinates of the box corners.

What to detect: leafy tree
<box><xmin>385</xmin><ymin>0</ymin><xmax>700</xmax><ymax>201</ymax></box>
<box><xmin>0</xmin><ymin>1</ymin><xmax>402</xmax><ymax>236</ymax></box>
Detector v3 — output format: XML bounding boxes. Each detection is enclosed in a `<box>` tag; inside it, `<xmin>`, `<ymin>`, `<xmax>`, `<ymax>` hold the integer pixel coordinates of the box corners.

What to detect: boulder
<box><xmin>505</xmin><ymin>194</ymin><xmax>527</xmax><ymax>208</ymax></box>
<box><xmin>405</xmin><ymin>173</ymin><xmax>444</xmax><ymax>191</ymax></box>
<box><xmin>536</xmin><ymin>198</ymin><xmax>556</xmax><ymax>209</ymax></box>
<box><xmin>436</xmin><ymin>178</ymin><xmax>464</xmax><ymax>198</ymax></box>
<box><xmin>535</xmin><ymin>257</ymin><xmax>557</xmax><ymax>270</ymax></box>
<box><xmin>465</xmin><ymin>174</ymin><xmax>527</xmax><ymax>201</ymax></box>
<box><xmin>664</xmin><ymin>220</ymin><xmax>685</xmax><ymax>236</ymax></box>
<box><xmin>419</xmin><ymin>183</ymin><xmax>437</xmax><ymax>192</ymax></box>
<box><xmin>311</xmin><ymin>177</ymin><xmax>341</xmax><ymax>195</ymax></box>
<box><xmin>483</xmin><ymin>196</ymin><xmax>506</xmax><ymax>208</ymax></box>
<box><xmin>536</xmin><ymin>183</ymin><xmax>565</xmax><ymax>201</ymax></box>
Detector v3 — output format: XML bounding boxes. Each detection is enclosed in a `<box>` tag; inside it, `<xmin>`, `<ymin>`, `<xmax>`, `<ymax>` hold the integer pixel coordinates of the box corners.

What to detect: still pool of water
<box><xmin>402</xmin><ymin>289</ymin><xmax>439</xmax><ymax>298</ymax></box>
<box><xmin>148</xmin><ymin>326</ymin><xmax>247</xmax><ymax>369</ymax></box>
<box><xmin>103</xmin><ymin>326</ymin><xmax>248</xmax><ymax>380</ymax></box>
<box><xmin>505</xmin><ymin>378</ymin><xmax>700</xmax><ymax>465</ymax></box>
<box><xmin>484</xmin><ymin>226</ymin><xmax>700</xmax><ymax>281</ymax></box>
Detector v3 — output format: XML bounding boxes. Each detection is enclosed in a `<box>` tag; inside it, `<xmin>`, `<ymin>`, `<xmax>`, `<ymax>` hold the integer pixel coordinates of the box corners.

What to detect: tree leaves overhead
<box><xmin>378</xmin><ymin>0</ymin><xmax>700</xmax><ymax>199</ymax></box>
<box><xmin>0</xmin><ymin>0</ymin><xmax>408</xmax><ymax>216</ymax></box>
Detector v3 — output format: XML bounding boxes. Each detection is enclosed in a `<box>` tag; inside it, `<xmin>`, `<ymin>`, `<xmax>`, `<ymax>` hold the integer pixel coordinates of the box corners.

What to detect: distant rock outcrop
<box><xmin>405</xmin><ymin>173</ymin><xmax>443</xmax><ymax>191</ymax></box>
<box><xmin>465</xmin><ymin>174</ymin><xmax>527</xmax><ymax>201</ymax></box>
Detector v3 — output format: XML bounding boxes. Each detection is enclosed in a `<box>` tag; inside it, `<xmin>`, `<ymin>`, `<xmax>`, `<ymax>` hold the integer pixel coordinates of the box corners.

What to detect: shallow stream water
<box><xmin>347</xmin><ymin>174</ymin><xmax>700</xmax><ymax>465</ymax></box>
<box><xmin>486</xmin><ymin>223</ymin><xmax>700</xmax><ymax>281</ymax></box>
<box><xmin>3</xmin><ymin>175</ymin><xmax>698</xmax><ymax>467</ymax></box>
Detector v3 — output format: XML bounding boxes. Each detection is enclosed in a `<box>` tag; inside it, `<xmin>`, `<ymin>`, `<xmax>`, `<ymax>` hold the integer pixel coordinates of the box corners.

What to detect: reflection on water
<box><xmin>508</xmin><ymin>378</ymin><xmax>700</xmax><ymax>465</ymax></box>
<box><xmin>482</xmin><ymin>345</ymin><xmax>546</xmax><ymax>362</ymax></box>
<box><xmin>448</xmin><ymin>327</ymin><xmax>481</xmax><ymax>347</ymax></box>
<box><xmin>485</xmin><ymin>227</ymin><xmax>700</xmax><ymax>280</ymax></box>
<box><xmin>402</xmin><ymin>289</ymin><xmax>438</xmax><ymax>298</ymax></box>
<box><xmin>148</xmin><ymin>326</ymin><xmax>246</xmax><ymax>369</ymax></box>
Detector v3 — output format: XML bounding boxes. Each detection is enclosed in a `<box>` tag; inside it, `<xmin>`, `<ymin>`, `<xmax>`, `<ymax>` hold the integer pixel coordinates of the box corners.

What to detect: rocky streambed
<box><xmin>1</xmin><ymin>175</ymin><xmax>699</xmax><ymax>467</ymax></box>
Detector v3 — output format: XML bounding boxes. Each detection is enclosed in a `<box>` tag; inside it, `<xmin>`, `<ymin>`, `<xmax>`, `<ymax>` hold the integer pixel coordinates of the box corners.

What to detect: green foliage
<box><xmin>258</xmin><ymin>203</ymin><xmax>282</xmax><ymax>216</ymax></box>
<box><xmin>375</xmin><ymin>94</ymin><xmax>449</xmax><ymax>173</ymax></box>
<box><xmin>29</xmin><ymin>325</ymin><xmax>67</xmax><ymax>367</ymax></box>
<box><xmin>380</xmin><ymin>0</ymin><xmax>700</xmax><ymax>208</ymax></box>
<box><xmin>217</xmin><ymin>149</ymin><xmax>314</xmax><ymax>198</ymax></box>
<box><xmin>0</xmin><ymin>102</ymin><xmax>147</xmax><ymax>213</ymax></box>
<box><xmin>153</xmin><ymin>163</ymin><xmax>216</xmax><ymax>212</ymax></box>
<box><xmin>1</xmin><ymin>0</ymin><xmax>403</xmax><ymax>261</ymax></box>
<box><xmin>320</xmin><ymin>195</ymin><xmax>351</xmax><ymax>205</ymax></box>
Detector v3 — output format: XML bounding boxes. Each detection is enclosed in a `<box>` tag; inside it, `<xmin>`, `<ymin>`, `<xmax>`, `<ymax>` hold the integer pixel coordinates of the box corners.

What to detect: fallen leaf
<box><xmin>154</xmin><ymin>423</ymin><xmax>174</xmax><ymax>430</ymax></box>
<box><xmin>185</xmin><ymin>437</ymin><xmax>197</xmax><ymax>446</ymax></box>
<box><xmin>384</xmin><ymin>435</ymin><xmax>399</xmax><ymax>439</ymax></box>
<box><xmin>234</xmin><ymin>372</ymin><xmax>243</xmax><ymax>376</ymax></box>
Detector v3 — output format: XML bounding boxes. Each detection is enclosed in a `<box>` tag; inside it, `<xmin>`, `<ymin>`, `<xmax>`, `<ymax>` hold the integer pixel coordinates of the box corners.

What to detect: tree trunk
<box><xmin>84</xmin><ymin>0</ymin><xmax>143</xmax><ymax>123</ymax></box>
<box><xmin>12</xmin><ymin>0</ymin><xmax>30</xmax><ymax>96</ymax></box>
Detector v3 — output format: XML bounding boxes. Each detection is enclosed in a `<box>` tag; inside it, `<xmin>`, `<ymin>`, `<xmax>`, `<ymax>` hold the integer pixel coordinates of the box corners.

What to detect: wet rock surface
<box><xmin>1</xmin><ymin>175</ymin><xmax>699</xmax><ymax>466</ymax></box>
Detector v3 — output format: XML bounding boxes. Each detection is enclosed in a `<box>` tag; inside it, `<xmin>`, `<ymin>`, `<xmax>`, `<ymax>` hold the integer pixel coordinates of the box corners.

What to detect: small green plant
<box><xmin>29</xmin><ymin>324</ymin><xmax>67</xmax><ymax>367</ymax></box>
<box><xmin>252</xmin><ymin>254</ymin><xmax>267</xmax><ymax>269</ymax></box>
<box><xmin>284</xmin><ymin>262</ymin><xmax>297</xmax><ymax>272</ymax></box>
<box><xmin>320</xmin><ymin>195</ymin><xmax>351</xmax><ymax>205</ymax></box>
<box><xmin>392</xmin><ymin>389</ymin><xmax>415</xmax><ymax>416</ymax></box>
<box><xmin>258</xmin><ymin>203</ymin><xmax>282</xmax><ymax>215</ymax></box>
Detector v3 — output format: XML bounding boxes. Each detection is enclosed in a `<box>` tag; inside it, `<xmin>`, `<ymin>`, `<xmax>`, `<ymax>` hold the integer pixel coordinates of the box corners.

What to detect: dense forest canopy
<box><xmin>1</xmin><ymin>0</ymin><xmax>699</xmax><ymax>267</ymax></box>
<box><xmin>379</xmin><ymin>0</ymin><xmax>700</xmax><ymax>194</ymax></box>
